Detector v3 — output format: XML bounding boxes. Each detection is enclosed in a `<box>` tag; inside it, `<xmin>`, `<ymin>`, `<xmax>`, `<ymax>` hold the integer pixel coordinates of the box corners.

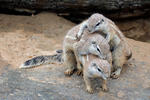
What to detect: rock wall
<box><xmin>0</xmin><ymin>0</ymin><xmax>150</xmax><ymax>19</ymax></box>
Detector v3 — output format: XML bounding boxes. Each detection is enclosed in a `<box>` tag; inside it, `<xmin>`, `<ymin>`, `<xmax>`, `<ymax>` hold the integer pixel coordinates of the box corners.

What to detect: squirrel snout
<box><xmin>88</xmin><ymin>28</ymin><xmax>93</xmax><ymax>33</ymax></box>
<box><xmin>88</xmin><ymin>29</ymin><xmax>91</xmax><ymax>33</ymax></box>
<box><xmin>103</xmin><ymin>74</ymin><xmax>109</xmax><ymax>80</ymax></box>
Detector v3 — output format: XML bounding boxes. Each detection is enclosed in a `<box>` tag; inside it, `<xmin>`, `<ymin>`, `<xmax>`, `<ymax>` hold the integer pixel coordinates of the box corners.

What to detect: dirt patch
<box><xmin>0</xmin><ymin>12</ymin><xmax>74</xmax><ymax>68</ymax></box>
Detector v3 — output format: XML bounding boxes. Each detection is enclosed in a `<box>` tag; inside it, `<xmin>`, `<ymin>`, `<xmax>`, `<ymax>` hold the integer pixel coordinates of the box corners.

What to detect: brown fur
<box><xmin>63</xmin><ymin>25</ymin><xmax>82</xmax><ymax>75</ymax></box>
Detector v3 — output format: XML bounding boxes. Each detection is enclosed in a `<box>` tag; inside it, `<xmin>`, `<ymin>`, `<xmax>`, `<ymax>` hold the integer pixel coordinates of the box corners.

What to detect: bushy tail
<box><xmin>20</xmin><ymin>50</ymin><xmax>63</xmax><ymax>69</ymax></box>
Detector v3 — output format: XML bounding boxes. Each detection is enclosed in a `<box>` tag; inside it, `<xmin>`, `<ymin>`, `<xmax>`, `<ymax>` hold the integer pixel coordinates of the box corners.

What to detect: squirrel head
<box><xmin>88</xmin><ymin>59</ymin><xmax>111</xmax><ymax>80</ymax></box>
<box><xmin>87</xmin><ymin>13</ymin><xmax>108</xmax><ymax>33</ymax></box>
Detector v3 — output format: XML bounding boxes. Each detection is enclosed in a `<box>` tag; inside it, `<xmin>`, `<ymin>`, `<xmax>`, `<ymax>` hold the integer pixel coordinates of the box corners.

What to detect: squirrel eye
<box><xmin>97</xmin><ymin>68</ymin><xmax>102</xmax><ymax>72</ymax></box>
<box><xmin>101</xmin><ymin>19</ymin><xmax>104</xmax><ymax>22</ymax></box>
<box><xmin>85</xmin><ymin>25</ymin><xmax>88</xmax><ymax>28</ymax></box>
<box><xmin>95</xmin><ymin>22</ymin><xmax>100</xmax><ymax>27</ymax></box>
<box><xmin>92</xmin><ymin>41</ymin><xmax>96</xmax><ymax>44</ymax></box>
<box><xmin>97</xmin><ymin>47</ymin><xmax>101</xmax><ymax>53</ymax></box>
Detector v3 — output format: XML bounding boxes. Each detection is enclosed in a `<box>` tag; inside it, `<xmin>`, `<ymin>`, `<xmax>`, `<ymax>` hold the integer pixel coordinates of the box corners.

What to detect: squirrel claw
<box><xmin>76</xmin><ymin>70</ymin><xmax>83</xmax><ymax>76</ymax></box>
<box><xmin>64</xmin><ymin>69</ymin><xmax>74</xmax><ymax>76</ymax></box>
<box><xmin>111</xmin><ymin>72</ymin><xmax>120</xmax><ymax>79</ymax></box>
<box><xmin>102</xmin><ymin>86</ymin><xmax>109</xmax><ymax>92</ymax></box>
<box><xmin>86</xmin><ymin>87</ymin><xmax>94</xmax><ymax>94</ymax></box>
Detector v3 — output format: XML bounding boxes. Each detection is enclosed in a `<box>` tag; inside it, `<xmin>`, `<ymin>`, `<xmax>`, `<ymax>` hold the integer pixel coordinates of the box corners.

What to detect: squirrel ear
<box><xmin>92</xmin><ymin>63</ymin><xmax>96</xmax><ymax>66</ymax></box>
<box><xmin>101</xmin><ymin>19</ymin><xmax>104</xmax><ymax>22</ymax></box>
<box><xmin>92</xmin><ymin>41</ymin><xmax>96</xmax><ymax>44</ymax></box>
<box><xmin>77</xmin><ymin>20</ymin><xmax>88</xmax><ymax>39</ymax></box>
<box><xmin>85</xmin><ymin>24</ymin><xmax>88</xmax><ymax>28</ymax></box>
<box><xmin>83</xmin><ymin>21</ymin><xmax>88</xmax><ymax>28</ymax></box>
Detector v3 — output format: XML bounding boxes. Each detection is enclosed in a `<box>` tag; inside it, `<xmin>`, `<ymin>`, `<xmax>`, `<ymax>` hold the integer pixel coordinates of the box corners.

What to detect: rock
<box><xmin>117</xmin><ymin>91</ymin><xmax>125</xmax><ymax>98</ymax></box>
<box><xmin>0</xmin><ymin>0</ymin><xmax>150</xmax><ymax>19</ymax></box>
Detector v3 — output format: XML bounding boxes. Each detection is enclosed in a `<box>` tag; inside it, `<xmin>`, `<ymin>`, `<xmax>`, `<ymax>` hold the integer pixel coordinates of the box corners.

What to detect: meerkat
<box><xmin>76</xmin><ymin>13</ymin><xmax>132</xmax><ymax>79</ymax></box>
<box><xmin>80</xmin><ymin>54</ymin><xmax>111</xmax><ymax>93</ymax></box>
<box><xmin>73</xmin><ymin>33</ymin><xmax>112</xmax><ymax>75</ymax></box>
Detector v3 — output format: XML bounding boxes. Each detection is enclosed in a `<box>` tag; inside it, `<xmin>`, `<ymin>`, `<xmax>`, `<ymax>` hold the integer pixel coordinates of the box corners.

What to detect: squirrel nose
<box><xmin>106</xmin><ymin>74</ymin><xmax>110</xmax><ymax>78</ymax></box>
<box><xmin>104</xmin><ymin>74</ymin><xmax>109</xmax><ymax>79</ymax></box>
<box><xmin>88</xmin><ymin>29</ymin><xmax>92</xmax><ymax>33</ymax></box>
<box><xmin>103</xmin><ymin>76</ymin><xmax>107</xmax><ymax>80</ymax></box>
<box><xmin>87</xmin><ymin>27</ymin><xmax>92</xmax><ymax>32</ymax></box>
<box><xmin>88</xmin><ymin>28</ymin><xmax>95</xmax><ymax>33</ymax></box>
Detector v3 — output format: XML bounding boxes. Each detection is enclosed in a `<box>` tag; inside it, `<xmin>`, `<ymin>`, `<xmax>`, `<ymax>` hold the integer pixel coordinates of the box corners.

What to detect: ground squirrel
<box><xmin>77</xmin><ymin>13</ymin><xmax>132</xmax><ymax>79</ymax></box>
<box><xmin>80</xmin><ymin>54</ymin><xmax>111</xmax><ymax>93</ymax></box>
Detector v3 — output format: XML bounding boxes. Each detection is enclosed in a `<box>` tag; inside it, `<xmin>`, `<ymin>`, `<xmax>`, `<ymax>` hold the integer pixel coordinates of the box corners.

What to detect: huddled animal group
<box><xmin>20</xmin><ymin>13</ymin><xmax>132</xmax><ymax>93</ymax></box>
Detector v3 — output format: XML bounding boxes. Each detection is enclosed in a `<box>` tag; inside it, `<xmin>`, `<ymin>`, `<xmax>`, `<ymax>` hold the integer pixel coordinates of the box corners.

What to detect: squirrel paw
<box><xmin>75</xmin><ymin>34</ymin><xmax>81</xmax><ymax>41</ymax></box>
<box><xmin>102</xmin><ymin>86</ymin><xmax>109</xmax><ymax>92</ymax></box>
<box><xmin>76</xmin><ymin>70</ymin><xmax>83</xmax><ymax>76</ymax></box>
<box><xmin>64</xmin><ymin>69</ymin><xmax>74</xmax><ymax>76</ymax></box>
<box><xmin>86</xmin><ymin>87</ymin><xmax>94</xmax><ymax>94</ymax></box>
<box><xmin>111</xmin><ymin>72</ymin><xmax>120</xmax><ymax>79</ymax></box>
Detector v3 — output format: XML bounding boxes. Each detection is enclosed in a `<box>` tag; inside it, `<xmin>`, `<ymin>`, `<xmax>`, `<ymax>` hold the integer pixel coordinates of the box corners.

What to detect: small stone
<box><xmin>38</xmin><ymin>93</ymin><xmax>42</xmax><ymax>97</ymax></box>
<box><xmin>9</xmin><ymin>93</ymin><xmax>14</xmax><ymax>96</ymax></box>
<box><xmin>117</xmin><ymin>91</ymin><xmax>125</xmax><ymax>98</ymax></box>
<box><xmin>98</xmin><ymin>91</ymin><xmax>105</xmax><ymax>97</ymax></box>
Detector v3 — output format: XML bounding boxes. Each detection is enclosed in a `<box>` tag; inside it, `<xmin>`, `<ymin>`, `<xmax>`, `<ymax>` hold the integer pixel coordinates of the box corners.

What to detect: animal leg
<box><xmin>64</xmin><ymin>50</ymin><xmax>76</xmax><ymax>76</ymax></box>
<box><xmin>83</xmin><ymin>75</ymin><xmax>93</xmax><ymax>93</ymax></box>
<box><xmin>111</xmin><ymin>46</ymin><xmax>126</xmax><ymax>79</ymax></box>
<box><xmin>102</xmin><ymin>79</ymin><xmax>108</xmax><ymax>92</ymax></box>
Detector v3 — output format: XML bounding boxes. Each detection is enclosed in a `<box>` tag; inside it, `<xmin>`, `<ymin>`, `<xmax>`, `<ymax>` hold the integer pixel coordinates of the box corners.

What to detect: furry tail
<box><xmin>20</xmin><ymin>52</ymin><xmax>63</xmax><ymax>69</ymax></box>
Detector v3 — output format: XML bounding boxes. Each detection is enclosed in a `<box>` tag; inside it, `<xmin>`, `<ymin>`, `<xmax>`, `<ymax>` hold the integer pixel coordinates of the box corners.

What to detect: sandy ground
<box><xmin>0</xmin><ymin>12</ymin><xmax>74</xmax><ymax>68</ymax></box>
<box><xmin>0</xmin><ymin>12</ymin><xmax>150</xmax><ymax>100</ymax></box>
